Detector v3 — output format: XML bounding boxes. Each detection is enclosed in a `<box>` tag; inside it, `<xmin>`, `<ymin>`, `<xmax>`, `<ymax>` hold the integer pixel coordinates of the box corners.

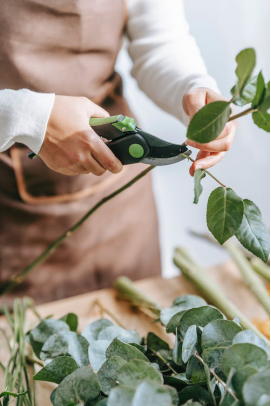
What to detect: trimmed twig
<box><xmin>173</xmin><ymin>247</ymin><xmax>269</xmax><ymax>345</ymax></box>
<box><xmin>250</xmin><ymin>257</ymin><xmax>270</xmax><ymax>282</ymax></box>
<box><xmin>94</xmin><ymin>299</ymin><xmax>125</xmax><ymax>328</ymax></box>
<box><xmin>225</xmin><ymin>242</ymin><xmax>270</xmax><ymax>314</ymax></box>
<box><xmin>0</xmin><ymin>166</ymin><xmax>155</xmax><ymax>295</ymax></box>
<box><xmin>148</xmin><ymin>347</ymin><xmax>178</xmax><ymax>375</ymax></box>
<box><xmin>114</xmin><ymin>276</ymin><xmax>161</xmax><ymax>316</ymax></box>
<box><xmin>228</xmin><ymin>106</ymin><xmax>258</xmax><ymax>121</ymax></box>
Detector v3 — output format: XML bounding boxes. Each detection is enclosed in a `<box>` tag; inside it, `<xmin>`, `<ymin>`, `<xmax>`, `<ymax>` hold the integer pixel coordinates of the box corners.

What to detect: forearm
<box><xmin>0</xmin><ymin>89</ymin><xmax>55</xmax><ymax>153</ymax></box>
<box><xmin>127</xmin><ymin>0</ymin><xmax>219</xmax><ymax>126</ymax></box>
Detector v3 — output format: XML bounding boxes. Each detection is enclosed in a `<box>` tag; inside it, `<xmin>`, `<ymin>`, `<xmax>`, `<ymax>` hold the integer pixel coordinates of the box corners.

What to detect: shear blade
<box><xmin>142</xmin><ymin>150</ymin><xmax>191</xmax><ymax>166</ymax></box>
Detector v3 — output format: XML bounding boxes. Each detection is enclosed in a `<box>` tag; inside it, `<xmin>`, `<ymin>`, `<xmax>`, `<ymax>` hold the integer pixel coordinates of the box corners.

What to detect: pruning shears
<box><xmin>28</xmin><ymin>114</ymin><xmax>191</xmax><ymax>166</ymax></box>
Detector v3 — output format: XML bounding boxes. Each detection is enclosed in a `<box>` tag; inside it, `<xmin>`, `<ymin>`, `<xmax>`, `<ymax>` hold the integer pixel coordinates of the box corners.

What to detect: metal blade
<box><xmin>141</xmin><ymin>150</ymin><xmax>191</xmax><ymax>166</ymax></box>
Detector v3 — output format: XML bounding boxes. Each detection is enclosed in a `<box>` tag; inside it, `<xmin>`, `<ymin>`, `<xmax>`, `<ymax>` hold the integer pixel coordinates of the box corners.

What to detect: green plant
<box><xmin>13</xmin><ymin>286</ymin><xmax>268</xmax><ymax>406</ymax></box>
<box><xmin>0</xmin><ymin>47</ymin><xmax>269</xmax><ymax>295</ymax></box>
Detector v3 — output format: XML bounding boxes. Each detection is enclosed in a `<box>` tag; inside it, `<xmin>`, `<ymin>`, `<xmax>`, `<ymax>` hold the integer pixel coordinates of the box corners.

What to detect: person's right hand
<box><xmin>39</xmin><ymin>95</ymin><xmax>123</xmax><ymax>176</ymax></box>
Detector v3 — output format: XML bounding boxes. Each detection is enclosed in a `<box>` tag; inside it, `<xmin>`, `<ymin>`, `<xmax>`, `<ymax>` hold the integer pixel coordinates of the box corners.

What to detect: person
<box><xmin>0</xmin><ymin>0</ymin><xmax>237</xmax><ymax>305</ymax></box>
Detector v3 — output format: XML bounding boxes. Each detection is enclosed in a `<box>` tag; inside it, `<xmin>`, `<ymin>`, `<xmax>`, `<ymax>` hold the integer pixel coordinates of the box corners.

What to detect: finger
<box><xmin>183</xmin><ymin>91</ymin><xmax>206</xmax><ymax>118</ymax></box>
<box><xmin>190</xmin><ymin>152</ymin><xmax>226</xmax><ymax>176</ymax></box>
<box><xmin>90</xmin><ymin>134</ymin><xmax>123</xmax><ymax>174</ymax></box>
<box><xmin>81</xmin><ymin>155</ymin><xmax>106</xmax><ymax>176</ymax></box>
<box><xmin>186</xmin><ymin>121</ymin><xmax>237</xmax><ymax>152</ymax></box>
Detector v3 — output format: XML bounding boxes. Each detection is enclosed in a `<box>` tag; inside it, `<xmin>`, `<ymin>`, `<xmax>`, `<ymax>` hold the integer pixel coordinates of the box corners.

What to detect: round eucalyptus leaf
<box><xmin>60</xmin><ymin>313</ymin><xmax>78</xmax><ymax>332</ymax></box>
<box><xmin>40</xmin><ymin>332</ymin><xmax>89</xmax><ymax>367</ymax></box>
<box><xmin>202</xmin><ymin>347</ymin><xmax>227</xmax><ymax>375</ymax></box>
<box><xmin>207</xmin><ymin>187</ymin><xmax>244</xmax><ymax>245</ymax></box>
<box><xmin>88</xmin><ymin>340</ymin><xmax>110</xmax><ymax>371</ymax></box>
<box><xmin>131</xmin><ymin>382</ymin><xmax>172</xmax><ymax>406</ymax></box>
<box><xmin>82</xmin><ymin>319</ymin><xmax>113</xmax><ymax>344</ymax></box>
<box><xmin>243</xmin><ymin>368</ymin><xmax>270</xmax><ymax>406</ymax></box>
<box><xmin>163</xmin><ymin>373</ymin><xmax>191</xmax><ymax>389</ymax></box>
<box><xmin>232</xmin><ymin>366</ymin><xmax>259</xmax><ymax>401</ymax></box>
<box><xmin>257</xmin><ymin>394</ymin><xmax>270</xmax><ymax>406</ymax></box>
<box><xmin>146</xmin><ymin>332</ymin><xmax>170</xmax><ymax>352</ymax></box>
<box><xmin>232</xmin><ymin>330</ymin><xmax>270</xmax><ymax>357</ymax></box>
<box><xmin>50</xmin><ymin>366</ymin><xmax>100</xmax><ymax>406</ymax></box>
<box><xmin>173</xmin><ymin>295</ymin><xmax>207</xmax><ymax>308</ymax></box>
<box><xmin>98</xmin><ymin>326</ymin><xmax>141</xmax><ymax>345</ymax></box>
<box><xmin>107</xmin><ymin>386</ymin><xmax>135</xmax><ymax>406</ymax></box>
<box><xmin>106</xmin><ymin>338</ymin><xmax>148</xmax><ymax>362</ymax></box>
<box><xmin>178</xmin><ymin>385</ymin><xmax>213</xmax><ymax>404</ymax></box>
<box><xmin>221</xmin><ymin>343</ymin><xmax>268</xmax><ymax>376</ymax></box>
<box><xmin>179</xmin><ymin>306</ymin><xmax>224</xmax><ymax>335</ymax></box>
<box><xmin>165</xmin><ymin>310</ymin><xmax>186</xmax><ymax>333</ymax></box>
<box><xmin>186</xmin><ymin>356</ymin><xmax>206</xmax><ymax>384</ymax></box>
<box><xmin>28</xmin><ymin>319</ymin><xmax>70</xmax><ymax>358</ymax></box>
<box><xmin>173</xmin><ymin>328</ymin><xmax>183</xmax><ymax>366</ymax></box>
<box><xmin>182</xmin><ymin>325</ymin><xmax>198</xmax><ymax>363</ymax></box>
<box><xmin>201</xmin><ymin>319</ymin><xmax>242</xmax><ymax>350</ymax></box>
<box><xmin>33</xmin><ymin>356</ymin><xmax>78</xmax><ymax>384</ymax></box>
<box><xmin>116</xmin><ymin>359</ymin><xmax>163</xmax><ymax>389</ymax></box>
<box><xmin>187</xmin><ymin>101</ymin><xmax>231</xmax><ymax>143</ymax></box>
<box><xmin>97</xmin><ymin>355</ymin><xmax>126</xmax><ymax>395</ymax></box>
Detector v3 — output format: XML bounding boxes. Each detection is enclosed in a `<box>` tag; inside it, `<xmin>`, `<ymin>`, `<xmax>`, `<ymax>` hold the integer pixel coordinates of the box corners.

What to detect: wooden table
<box><xmin>0</xmin><ymin>261</ymin><xmax>268</xmax><ymax>405</ymax></box>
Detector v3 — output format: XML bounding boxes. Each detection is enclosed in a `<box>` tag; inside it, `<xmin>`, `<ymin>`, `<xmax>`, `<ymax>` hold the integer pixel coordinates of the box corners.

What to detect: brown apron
<box><xmin>0</xmin><ymin>0</ymin><xmax>161</xmax><ymax>306</ymax></box>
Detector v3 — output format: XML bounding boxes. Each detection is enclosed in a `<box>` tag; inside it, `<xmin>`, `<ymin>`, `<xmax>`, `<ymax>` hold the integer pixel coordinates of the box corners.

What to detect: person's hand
<box><xmin>39</xmin><ymin>95</ymin><xmax>123</xmax><ymax>176</ymax></box>
<box><xmin>182</xmin><ymin>88</ymin><xmax>238</xmax><ymax>176</ymax></box>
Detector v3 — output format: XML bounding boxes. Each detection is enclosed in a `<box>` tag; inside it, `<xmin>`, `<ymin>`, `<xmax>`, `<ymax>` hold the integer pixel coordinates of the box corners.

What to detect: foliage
<box><xmin>189</xmin><ymin>47</ymin><xmax>270</xmax><ymax>262</ymax></box>
<box><xmin>26</xmin><ymin>294</ymin><xmax>270</xmax><ymax>406</ymax></box>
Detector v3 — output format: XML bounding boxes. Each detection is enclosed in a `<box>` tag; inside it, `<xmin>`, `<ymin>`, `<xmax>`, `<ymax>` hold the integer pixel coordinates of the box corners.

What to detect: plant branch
<box><xmin>148</xmin><ymin>347</ymin><xmax>178</xmax><ymax>375</ymax></box>
<box><xmin>0</xmin><ymin>166</ymin><xmax>155</xmax><ymax>296</ymax></box>
<box><xmin>228</xmin><ymin>106</ymin><xmax>258</xmax><ymax>122</ymax></box>
<box><xmin>180</xmin><ymin>154</ymin><xmax>227</xmax><ymax>188</ymax></box>
<box><xmin>94</xmin><ymin>299</ymin><xmax>125</xmax><ymax>328</ymax></box>
<box><xmin>250</xmin><ymin>257</ymin><xmax>270</xmax><ymax>282</ymax></box>
<box><xmin>194</xmin><ymin>353</ymin><xmax>238</xmax><ymax>402</ymax></box>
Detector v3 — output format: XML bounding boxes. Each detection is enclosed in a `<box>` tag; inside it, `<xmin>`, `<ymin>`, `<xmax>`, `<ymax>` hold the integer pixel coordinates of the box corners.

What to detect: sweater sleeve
<box><xmin>126</xmin><ymin>0</ymin><xmax>219</xmax><ymax>126</ymax></box>
<box><xmin>0</xmin><ymin>89</ymin><xmax>55</xmax><ymax>154</ymax></box>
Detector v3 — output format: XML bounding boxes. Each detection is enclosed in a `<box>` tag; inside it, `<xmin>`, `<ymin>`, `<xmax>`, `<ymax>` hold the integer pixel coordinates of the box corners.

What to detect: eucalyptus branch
<box><xmin>148</xmin><ymin>347</ymin><xmax>178</xmax><ymax>375</ymax></box>
<box><xmin>93</xmin><ymin>299</ymin><xmax>125</xmax><ymax>328</ymax></box>
<box><xmin>0</xmin><ymin>166</ymin><xmax>155</xmax><ymax>296</ymax></box>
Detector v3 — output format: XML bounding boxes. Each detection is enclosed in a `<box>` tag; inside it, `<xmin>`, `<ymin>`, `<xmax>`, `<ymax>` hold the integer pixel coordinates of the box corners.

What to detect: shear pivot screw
<box><xmin>122</xmin><ymin>127</ymin><xmax>127</xmax><ymax>131</ymax></box>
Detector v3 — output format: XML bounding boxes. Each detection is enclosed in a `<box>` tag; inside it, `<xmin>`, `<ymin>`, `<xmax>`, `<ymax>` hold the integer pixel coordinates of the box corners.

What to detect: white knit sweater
<box><xmin>0</xmin><ymin>0</ymin><xmax>219</xmax><ymax>154</ymax></box>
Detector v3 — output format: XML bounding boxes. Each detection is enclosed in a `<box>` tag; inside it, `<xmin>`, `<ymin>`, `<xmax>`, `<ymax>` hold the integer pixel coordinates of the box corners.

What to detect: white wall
<box><xmin>116</xmin><ymin>0</ymin><xmax>270</xmax><ymax>277</ymax></box>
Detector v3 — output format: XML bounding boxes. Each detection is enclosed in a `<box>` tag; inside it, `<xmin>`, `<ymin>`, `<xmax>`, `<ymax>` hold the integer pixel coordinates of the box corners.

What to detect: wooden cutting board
<box><xmin>0</xmin><ymin>261</ymin><xmax>268</xmax><ymax>405</ymax></box>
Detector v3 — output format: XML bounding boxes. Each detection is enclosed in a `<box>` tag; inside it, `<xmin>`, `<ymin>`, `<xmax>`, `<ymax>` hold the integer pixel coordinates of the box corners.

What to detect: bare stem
<box><xmin>148</xmin><ymin>347</ymin><xmax>178</xmax><ymax>375</ymax></box>
<box><xmin>94</xmin><ymin>299</ymin><xmax>125</xmax><ymax>328</ymax></box>
<box><xmin>180</xmin><ymin>154</ymin><xmax>227</xmax><ymax>188</ymax></box>
<box><xmin>0</xmin><ymin>166</ymin><xmax>155</xmax><ymax>295</ymax></box>
<box><xmin>228</xmin><ymin>106</ymin><xmax>258</xmax><ymax>121</ymax></box>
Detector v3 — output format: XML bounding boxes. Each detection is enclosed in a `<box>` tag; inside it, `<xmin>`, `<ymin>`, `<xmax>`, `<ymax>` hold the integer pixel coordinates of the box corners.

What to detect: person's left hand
<box><xmin>182</xmin><ymin>88</ymin><xmax>238</xmax><ymax>176</ymax></box>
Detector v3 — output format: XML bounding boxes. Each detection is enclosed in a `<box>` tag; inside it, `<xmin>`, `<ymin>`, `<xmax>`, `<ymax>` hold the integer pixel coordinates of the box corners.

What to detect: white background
<box><xmin>116</xmin><ymin>0</ymin><xmax>270</xmax><ymax>277</ymax></box>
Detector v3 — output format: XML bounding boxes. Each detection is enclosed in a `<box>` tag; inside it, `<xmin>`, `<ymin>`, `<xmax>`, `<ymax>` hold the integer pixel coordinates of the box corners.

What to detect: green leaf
<box><xmin>33</xmin><ymin>356</ymin><xmax>78</xmax><ymax>384</ymax></box>
<box><xmin>182</xmin><ymin>325</ymin><xmax>198</xmax><ymax>363</ymax></box>
<box><xmin>203</xmin><ymin>363</ymin><xmax>217</xmax><ymax>405</ymax></box>
<box><xmin>235</xmin><ymin>48</ymin><xmax>256</xmax><ymax>93</ymax></box>
<box><xmin>252</xmin><ymin>72</ymin><xmax>266</xmax><ymax>108</ymax></box>
<box><xmin>97</xmin><ymin>355</ymin><xmax>126</xmax><ymax>395</ymax></box>
<box><xmin>231</xmin><ymin>76</ymin><xmax>257</xmax><ymax>107</ymax></box>
<box><xmin>207</xmin><ymin>187</ymin><xmax>244</xmax><ymax>245</ymax></box>
<box><xmin>98</xmin><ymin>325</ymin><xmax>141</xmax><ymax>345</ymax></box>
<box><xmin>146</xmin><ymin>332</ymin><xmax>170</xmax><ymax>352</ymax></box>
<box><xmin>163</xmin><ymin>373</ymin><xmax>191</xmax><ymax>389</ymax></box>
<box><xmin>82</xmin><ymin>319</ymin><xmax>113</xmax><ymax>344</ymax></box>
<box><xmin>259</xmin><ymin>81</ymin><xmax>270</xmax><ymax>112</ymax></box>
<box><xmin>186</xmin><ymin>357</ymin><xmax>206</xmax><ymax>384</ymax></box>
<box><xmin>161</xmin><ymin>295</ymin><xmax>207</xmax><ymax>328</ymax></box>
<box><xmin>232</xmin><ymin>330</ymin><xmax>270</xmax><ymax>357</ymax></box>
<box><xmin>166</xmin><ymin>310</ymin><xmax>186</xmax><ymax>333</ymax></box>
<box><xmin>252</xmin><ymin>110</ymin><xmax>270</xmax><ymax>132</ymax></box>
<box><xmin>60</xmin><ymin>313</ymin><xmax>78</xmax><ymax>332</ymax></box>
<box><xmin>242</xmin><ymin>368</ymin><xmax>270</xmax><ymax>406</ymax></box>
<box><xmin>131</xmin><ymin>382</ymin><xmax>172</xmax><ymax>406</ymax></box>
<box><xmin>235</xmin><ymin>199</ymin><xmax>270</xmax><ymax>262</ymax></box>
<box><xmin>201</xmin><ymin>320</ymin><xmax>242</xmax><ymax>350</ymax></box>
<box><xmin>178</xmin><ymin>385</ymin><xmax>213</xmax><ymax>404</ymax></box>
<box><xmin>187</xmin><ymin>101</ymin><xmax>231</xmax><ymax>143</ymax></box>
<box><xmin>164</xmin><ymin>385</ymin><xmax>179</xmax><ymax>406</ymax></box>
<box><xmin>107</xmin><ymin>386</ymin><xmax>135</xmax><ymax>406</ymax></box>
<box><xmin>50</xmin><ymin>366</ymin><xmax>100</xmax><ymax>406</ymax></box>
<box><xmin>106</xmin><ymin>338</ymin><xmax>148</xmax><ymax>362</ymax></box>
<box><xmin>202</xmin><ymin>347</ymin><xmax>226</xmax><ymax>374</ymax></box>
<box><xmin>28</xmin><ymin>319</ymin><xmax>70</xmax><ymax>358</ymax></box>
<box><xmin>221</xmin><ymin>343</ymin><xmax>268</xmax><ymax>376</ymax></box>
<box><xmin>88</xmin><ymin>340</ymin><xmax>110</xmax><ymax>371</ymax></box>
<box><xmin>232</xmin><ymin>366</ymin><xmax>259</xmax><ymax>401</ymax></box>
<box><xmin>173</xmin><ymin>329</ymin><xmax>183</xmax><ymax>366</ymax></box>
<box><xmin>40</xmin><ymin>332</ymin><xmax>89</xmax><ymax>367</ymax></box>
<box><xmin>193</xmin><ymin>169</ymin><xmax>206</xmax><ymax>204</ymax></box>
<box><xmin>116</xmin><ymin>359</ymin><xmax>163</xmax><ymax>389</ymax></box>
<box><xmin>179</xmin><ymin>305</ymin><xmax>224</xmax><ymax>335</ymax></box>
